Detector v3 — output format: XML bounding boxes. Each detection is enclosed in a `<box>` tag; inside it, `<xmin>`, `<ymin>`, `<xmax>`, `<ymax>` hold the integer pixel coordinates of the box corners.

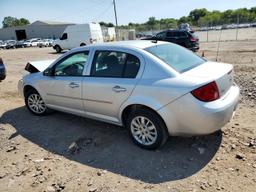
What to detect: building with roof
<box><xmin>0</xmin><ymin>20</ymin><xmax>75</xmax><ymax>40</ymax></box>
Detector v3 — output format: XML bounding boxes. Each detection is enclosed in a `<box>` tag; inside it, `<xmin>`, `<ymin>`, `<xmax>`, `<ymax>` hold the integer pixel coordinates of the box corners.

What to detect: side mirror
<box><xmin>43</xmin><ymin>67</ymin><xmax>54</xmax><ymax>76</ymax></box>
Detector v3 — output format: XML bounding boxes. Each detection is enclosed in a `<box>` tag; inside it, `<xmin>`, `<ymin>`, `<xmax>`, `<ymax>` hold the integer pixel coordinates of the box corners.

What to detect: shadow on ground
<box><xmin>48</xmin><ymin>51</ymin><xmax>67</xmax><ymax>55</ymax></box>
<box><xmin>1</xmin><ymin>106</ymin><xmax>222</xmax><ymax>184</ymax></box>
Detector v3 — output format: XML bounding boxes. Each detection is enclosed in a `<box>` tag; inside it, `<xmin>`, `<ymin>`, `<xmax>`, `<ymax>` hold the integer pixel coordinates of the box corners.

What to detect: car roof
<box><xmin>72</xmin><ymin>40</ymin><xmax>168</xmax><ymax>52</ymax></box>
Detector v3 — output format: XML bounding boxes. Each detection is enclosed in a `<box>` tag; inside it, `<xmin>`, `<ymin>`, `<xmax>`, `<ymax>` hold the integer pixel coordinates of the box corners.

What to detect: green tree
<box><xmin>99</xmin><ymin>22</ymin><xmax>114</xmax><ymax>27</ymax></box>
<box><xmin>19</xmin><ymin>18</ymin><xmax>30</xmax><ymax>25</ymax></box>
<box><xmin>2</xmin><ymin>16</ymin><xmax>30</xmax><ymax>28</ymax></box>
<box><xmin>146</xmin><ymin>17</ymin><xmax>158</xmax><ymax>29</ymax></box>
<box><xmin>189</xmin><ymin>8</ymin><xmax>208</xmax><ymax>24</ymax></box>
<box><xmin>178</xmin><ymin>16</ymin><xmax>191</xmax><ymax>25</ymax></box>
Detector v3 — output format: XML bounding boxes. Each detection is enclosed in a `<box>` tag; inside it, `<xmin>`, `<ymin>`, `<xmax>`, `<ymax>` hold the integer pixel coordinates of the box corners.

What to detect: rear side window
<box><xmin>145</xmin><ymin>44</ymin><xmax>205</xmax><ymax>73</ymax></box>
<box><xmin>124</xmin><ymin>54</ymin><xmax>140</xmax><ymax>78</ymax></box>
<box><xmin>91</xmin><ymin>51</ymin><xmax>140</xmax><ymax>78</ymax></box>
<box><xmin>179</xmin><ymin>32</ymin><xmax>187</xmax><ymax>38</ymax></box>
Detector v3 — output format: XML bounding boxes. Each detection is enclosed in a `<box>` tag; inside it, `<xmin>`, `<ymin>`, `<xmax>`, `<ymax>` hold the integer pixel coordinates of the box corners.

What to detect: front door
<box><xmin>82</xmin><ymin>50</ymin><xmax>142</xmax><ymax>123</ymax></box>
<box><xmin>39</xmin><ymin>51</ymin><xmax>89</xmax><ymax>112</ymax></box>
<box><xmin>59</xmin><ymin>33</ymin><xmax>68</xmax><ymax>49</ymax></box>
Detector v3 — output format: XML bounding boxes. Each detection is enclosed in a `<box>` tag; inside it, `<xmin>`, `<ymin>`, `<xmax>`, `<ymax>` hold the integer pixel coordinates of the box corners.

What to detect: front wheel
<box><xmin>126</xmin><ymin>109</ymin><xmax>169</xmax><ymax>150</ymax></box>
<box><xmin>25</xmin><ymin>89</ymin><xmax>48</xmax><ymax>115</ymax></box>
<box><xmin>55</xmin><ymin>45</ymin><xmax>62</xmax><ymax>53</ymax></box>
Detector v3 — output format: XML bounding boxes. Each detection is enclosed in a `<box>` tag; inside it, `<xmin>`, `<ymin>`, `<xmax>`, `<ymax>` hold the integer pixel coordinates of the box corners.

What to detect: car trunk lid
<box><xmin>182</xmin><ymin>61</ymin><xmax>234</xmax><ymax>97</ymax></box>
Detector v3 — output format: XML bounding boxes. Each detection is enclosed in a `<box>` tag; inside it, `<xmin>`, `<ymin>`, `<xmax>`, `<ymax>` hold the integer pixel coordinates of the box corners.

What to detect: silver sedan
<box><xmin>18</xmin><ymin>41</ymin><xmax>239</xmax><ymax>149</ymax></box>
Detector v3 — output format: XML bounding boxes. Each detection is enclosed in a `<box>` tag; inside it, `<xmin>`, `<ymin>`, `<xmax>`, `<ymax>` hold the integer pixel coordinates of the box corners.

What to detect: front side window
<box><xmin>145</xmin><ymin>44</ymin><xmax>205</xmax><ymax>73</ymax></box>
<box><xmin>60</xmin><ymin>33</ymin><xmax>68</xmax><ymax>40</ymax></box>
<box><xmin>156</xmin><ymin>32</ymin><xmax>165</xmax><ymax>39</ymax></box>
<box><xmin>91</xmin><ymin>51</ymin><xmax>140</xmax><ymax>78</ymax></box>
<box><xmin>54</xmin><ymin>52</ymin><xmax>89</xmax><ymax>76</ymax></box>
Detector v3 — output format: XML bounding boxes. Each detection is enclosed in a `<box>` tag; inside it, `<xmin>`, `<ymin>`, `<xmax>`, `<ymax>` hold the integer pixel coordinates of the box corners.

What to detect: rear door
<box><xmin>165</xmin><ymin>31</ymin><xmax>176</xmax><ymax>43</ymax></box>
<box><xmin>175</xmin><ymin>31</ymin><xmax>188</xmax><ymax>47</ymax></box>
<box><xmin>82</xmin><ymin>49</ymin><xmax>144</xmax><ymax>123</ymax></box>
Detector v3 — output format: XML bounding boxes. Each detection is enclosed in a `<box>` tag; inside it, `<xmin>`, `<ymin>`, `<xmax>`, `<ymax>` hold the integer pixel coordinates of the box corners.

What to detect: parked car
<box><xmin>0</xmin><ymin>58</ymin><xmax>6</xmax><ymax>81</ymax></box>
<box><xmin>46</xmin><ymin>39</ymin><xmax>54</xmax><ymax>47</ymax></box>
<box><xmin>24</xmin><ymin>38</ymin><xmax>40</xmax><ymax>47</ymax></box>
<box><xmin>5</xmin><ymin>40</ymin><xmax>17</xmax><ymax>49</ymax></box>
<box><xmin>143</xmin><ymin>30</ymin><xmax>199</xmax><ymax>52</ymax></box>
<box><xmin>53</xmin><ymin>23</ymin><xmax>103</xmax><ymax>53</ymax></box>
<box><xmin>18</xmin><ymin>41</ymin><xmax>239</xmax><ymax>149</ymax></box>
<box><xmin>15</xmin><ymin>40</ymin><xmax>27</xmax><ymax>48</ymax></box>
<box><xmin>0</xmin><ymin>41</ymin><xmax>7</xmax><ymax>49</ymax></box>
<box><xmin>38</xmin><ymin>39</ymin><xmax>50</xmax><ymax>48</ymax></box>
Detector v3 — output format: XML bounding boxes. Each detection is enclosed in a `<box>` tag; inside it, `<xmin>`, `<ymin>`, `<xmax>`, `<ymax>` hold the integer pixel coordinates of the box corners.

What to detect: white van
<box><xmin>53</xmin><ymin>23</ymin><xmax>103</xmax><ymax>53</ymax></box>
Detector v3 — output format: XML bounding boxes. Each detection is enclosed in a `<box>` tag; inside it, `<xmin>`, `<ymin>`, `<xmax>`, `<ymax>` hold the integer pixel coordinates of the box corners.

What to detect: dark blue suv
<box><xmin>143</xmin><ymin>30</ymin><xmax>199</xmax><ymax>52</ymax></box>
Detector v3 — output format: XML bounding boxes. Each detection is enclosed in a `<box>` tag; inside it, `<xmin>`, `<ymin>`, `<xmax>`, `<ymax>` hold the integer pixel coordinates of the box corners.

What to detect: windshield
<box><xmin>145</xmin><ymin>43</ymin><xmax>205</xmax><ymax>73</ymax></box>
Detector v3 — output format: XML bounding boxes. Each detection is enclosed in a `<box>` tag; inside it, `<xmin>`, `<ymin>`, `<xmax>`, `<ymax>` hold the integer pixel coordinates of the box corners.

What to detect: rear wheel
<box><xmin>25</xmin><ymin>89</ymin><xmax>48</xmax><ymax>115</ymax></box>
<box><xmin>80</xmin><ymin>43</ymin><xmax>86</xmax><ymax>46</ymax></box>
<box><xmin>126</xmin><ymin>109</ymin><xmax>169</xmax><ymax>150</ymax></box>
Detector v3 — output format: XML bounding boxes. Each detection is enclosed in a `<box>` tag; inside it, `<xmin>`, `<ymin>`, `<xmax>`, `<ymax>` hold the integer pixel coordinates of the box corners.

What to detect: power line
<box><xmin>92</xmin><ymin>2</ymin><xmax>113</xmax><ymax>21</ymax></box>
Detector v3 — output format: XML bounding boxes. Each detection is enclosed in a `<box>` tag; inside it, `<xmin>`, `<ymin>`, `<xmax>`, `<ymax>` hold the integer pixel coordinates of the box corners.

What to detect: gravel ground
<box><xmin>0</xmin><ymin>41</ymin><xmax>256</xmax><ymax>192</ymax></box>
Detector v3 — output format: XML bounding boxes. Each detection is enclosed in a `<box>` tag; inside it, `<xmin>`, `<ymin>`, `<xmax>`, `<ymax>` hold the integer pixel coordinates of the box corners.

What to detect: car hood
<box><xmin>25</xmin><ymin>59</ymin><xmax>55</xmax><ymax>73</ymax></box>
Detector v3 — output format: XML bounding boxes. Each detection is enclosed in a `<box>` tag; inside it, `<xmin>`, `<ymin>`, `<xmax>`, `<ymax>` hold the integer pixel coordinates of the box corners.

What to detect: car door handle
<box><xmin>69</xmin><ymin>82</ymin><xmax>79</xmax><ymax>88</ymax></box>
<box><xmin>112</xmin><ymin>85</ymin><xmax>126</xmax><ymax>93</ymax></box>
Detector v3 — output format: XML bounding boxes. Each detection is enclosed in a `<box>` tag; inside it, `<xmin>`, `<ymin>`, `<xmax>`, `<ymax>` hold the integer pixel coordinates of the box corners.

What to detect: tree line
<box><xmin>2</xmin><ymin>7</ymin><xmax>256</xmax><ymax>31</ymax></box>
<box><xmin>116</xmin><ymin>7</ymin><xmax>256</xmax><ymax>31</ymax></box>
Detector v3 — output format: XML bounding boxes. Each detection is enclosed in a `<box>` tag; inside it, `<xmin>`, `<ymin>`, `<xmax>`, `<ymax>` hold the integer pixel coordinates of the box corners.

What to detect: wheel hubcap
<box><xmin>27</xmin><ymin>94</ymin><xmax>46</xmax><ymax>114</ymax></box>
<box><xmin>130</xmin><ymin>116</ymin><xmax>157</xmax><ymax>145</ymax></box>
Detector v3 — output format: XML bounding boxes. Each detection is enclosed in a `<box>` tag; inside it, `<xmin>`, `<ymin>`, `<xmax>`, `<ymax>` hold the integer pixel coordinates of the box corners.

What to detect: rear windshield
<box><xmin>145</xmin><ymin>43</ymin><xmax>205</xmax><ymax>73</ymax></box>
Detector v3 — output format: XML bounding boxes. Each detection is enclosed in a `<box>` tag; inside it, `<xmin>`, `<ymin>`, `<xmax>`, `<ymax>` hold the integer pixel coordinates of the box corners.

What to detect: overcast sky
<box><xmin>1</xmin><ymin>0</ymin><xmax>256</xmax><ymax>25</ymax></box>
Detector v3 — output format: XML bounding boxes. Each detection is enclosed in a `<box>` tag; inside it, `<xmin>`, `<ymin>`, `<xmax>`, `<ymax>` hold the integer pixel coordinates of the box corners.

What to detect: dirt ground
<box><xmin>0</xmin><ymin>41</ymin><xmax>255</xmax><ymax>192</ymax></box>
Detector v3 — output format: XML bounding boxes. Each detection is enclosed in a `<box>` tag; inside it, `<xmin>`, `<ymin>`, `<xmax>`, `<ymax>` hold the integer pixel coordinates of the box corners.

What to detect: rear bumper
<box><xmin>188</xmin><ymin>42</ymin><xmax>199</xmax><ymax>52</ymax></box>
<box><xmin>158</xmin><ymin>85</ymin><xmax>240</xmax><ymax>136</ymax></box>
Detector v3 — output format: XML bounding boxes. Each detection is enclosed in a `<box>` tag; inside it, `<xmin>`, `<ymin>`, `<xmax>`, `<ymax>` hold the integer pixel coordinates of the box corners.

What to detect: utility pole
<box><xmin>113</xmin><ymin>0</ymin><xmax>118</xmax><ymax>40</ymax></box>
<box><xmin>113</xmin><ymin>0</ymin><xmax>118</xmax><ymax>27</ymax></box>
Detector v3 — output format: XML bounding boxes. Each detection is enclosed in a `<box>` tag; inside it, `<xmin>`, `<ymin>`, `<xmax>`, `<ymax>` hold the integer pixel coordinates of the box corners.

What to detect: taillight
<box><xmin>190</xmin><ymin>37</ymin><xmax>197</xmax><ymax>42</ymax></box>
<box><xmin>191</xmin><ymin>81</ymin><xmax>220</xmax><ymax>102</ymax></box>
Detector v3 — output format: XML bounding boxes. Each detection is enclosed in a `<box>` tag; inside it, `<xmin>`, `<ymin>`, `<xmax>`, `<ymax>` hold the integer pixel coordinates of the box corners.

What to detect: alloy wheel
<box><xmin>130</xmin><ymin>116</ymin><xmax>158</xmax><ymax>145</ymax></box>
<box><xmin>27</xmin><ymin>93</ymin><xmax>46</xmax><ymax>114</ymax></box>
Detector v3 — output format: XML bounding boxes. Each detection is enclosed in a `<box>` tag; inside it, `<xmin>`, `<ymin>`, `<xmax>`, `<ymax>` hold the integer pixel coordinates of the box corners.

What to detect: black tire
<box><xmin>25</xmin><ymin>89</ymin><xmax>49</xmax><ymax>116</ymax></box>
<box><xmin>126</xmin><ymin>109</ymin><xmax>169</xmax><ymax>150</ymax></box>
<box><xmin>55</xmin><ymin>45</ymin><xmax>62</xmax><ymax>53</ymax></box>
<box><xmin>80</xmin><ymin>43</ymin><xmax>86</xmax><ymax>46</ymax></box>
